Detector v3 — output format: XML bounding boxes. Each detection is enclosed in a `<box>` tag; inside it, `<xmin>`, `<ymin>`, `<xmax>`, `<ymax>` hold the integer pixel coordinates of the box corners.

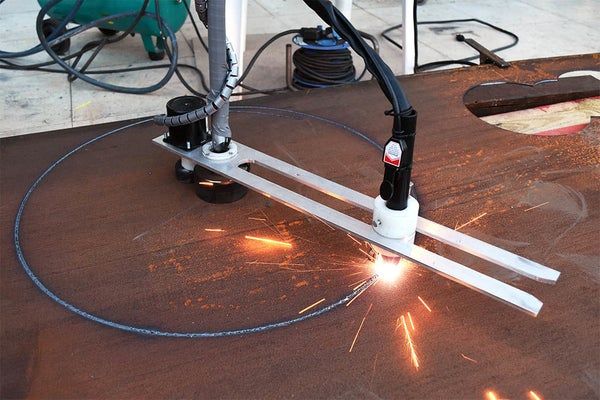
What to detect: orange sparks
<box><xmin>528</xmin><ymin>390</ymin><xmax>543</xmax><ymax>400</ymax></box>
<box><xmin>345</xmin><ymin>271</ymin><xmax>367</xmax><ymax>278</ymax></box>
<box><xmin>485</xmin><ymin>391</ymin><xmax>498</xmax><ymax>400</ymax></box>
<box><xmin>400</xmin><ymin>315</ymin><xmax>419</xmax><ymax>369</ymax></box>
<box><xmin>248</xmin><ymin>217</ymin><xmax>267</xmax><ymax>221</ymax></box>
<box><xmin>372</xmin><ymin>254</ymin><xmax>405</xmax><ymax>283</ymax></box>
<box><xmin>524</xmin><ymin>202</ymin><xmax>549</xmax><ymax>212</ymax></box>
<box><xmin>352</xmin><ymin>280</ymin><xmax>369</xmax><ymax>290</ymax></box>
<box><xmin>245</xmin><ymin>261</ymin><xmax>305</xmax><ymax>266</ymax></box>
<box><xmin>348</xmin><ymin>277</ymin><xmax>368</xmax><ymax>288</ymax></box>
<box><xmin>298</xmin><ymin>298</ymin><xmax>326</xmax><ymax>314</ymax></box>
<box><xmin>244</xmin><ymin>235</ymin><xmax>292</xmax><ymax>248</ymax></box>
<box><xmin>349</xmin><ymin>303</ymin><xmax>373</xmax><ymax>352</ymax></box>
<box><xmin>204</xmin><ymin>228</ymin><xmax>224</xmax><ymax>232</ymax></box>
<box><xmin>346</xmin><ymin>233</ymin><xmax>363</xmax><ymax>246</ymax></box>
<box><xmin>418</xmin><ymin>296</ymin><xmax>432</xmax><ymax>312</ymax></box>
<box><xmin>197</xmin><ymin>181</ymin><xmax>214</xmax><ymax>187</ymax></box>
<box><xmin>346</xmin><ymin>285</ymin><xmax>369</xmax><ymax>307</ymax></box>
<box><xmin>358</xmin><ymin>247</ymin><xmax>375</xmax><ymax>261</ymax></box>
<box><xmin>460</xmin><ymin>353</ymin><xmax>478</xmax><ymax>364</ymax></box>
<box><xmin>456</xmin><ymin>212</ymin><xmax>488</xmax><ymax>231</ymax></box>
<box><xmin>407</xmin><ymin>312</ymin><xmax>416</xmax><ymax>331</ymax></box>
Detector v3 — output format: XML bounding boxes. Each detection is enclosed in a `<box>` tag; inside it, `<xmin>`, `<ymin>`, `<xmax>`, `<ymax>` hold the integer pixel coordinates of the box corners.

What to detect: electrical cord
<box><xmin>154</xmin><ymin>0</ymin><xmax>204</xmax><ymax>98</ymax></box>
<box><xmin>182</xmin><ymin>0</ymin><xmax>208</xmax><ymax>52</ymax></box>
<box><xmin>0</xmin><ymin>0</ymin><xmax>183</xmax><ymax>94</ymax></box>
<box><xmin>380</xmin><ymin>3</ymin><xmax>519</xmax><ymax>72</ymax></box>
<box><xmin>35</xmin><ymin>0</ymin><xmax>178</xmax><ymax>94</ymax></box>
<box><xmin>303</xmin><ymin>0</ymin><xmax>412</xmax><ymax>117</ymax></box>
<box><xmin>235</xmin><ymin>29</ymin><xmax>301</xmax><ymax>89</ymax></box>
<box><xmin>0</xmin><ymin>0</ymin><xmax>85</xmax><ymax>59</ymax></box>
<box><xmin>13</xmin><ymin>107</ymin><xmax>381</xmax><ymax>338</ymax></box>
<box><xmin>0</xmin><ymin>1</ymin><xmax>212</xmax><ymax>96</ymax></box>
<box><xmin>228</xmin><ymin>28</ymin><xmax>379</xmax><ymax>95</ymax></box>
<box><xmin>66</xmin><ymin>0</ymin><xmax>152</xmax><ymax>83</ymax></box>
<box><xmin>0</xmin><ymin>1</ymin><xmax>380</xmax><ymax>98</ymax></box>
<box><xmin>292</xmin><ymin>47</ymin><xmax>356</xmax><ymax>88</ymax></box>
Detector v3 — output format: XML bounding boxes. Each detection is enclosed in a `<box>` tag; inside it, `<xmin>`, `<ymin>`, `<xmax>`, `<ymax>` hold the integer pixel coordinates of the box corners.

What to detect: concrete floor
<box><xmin>0</xmin><ymin>0</ymin><xmax>598</xmax><ymax>137</ymax></box>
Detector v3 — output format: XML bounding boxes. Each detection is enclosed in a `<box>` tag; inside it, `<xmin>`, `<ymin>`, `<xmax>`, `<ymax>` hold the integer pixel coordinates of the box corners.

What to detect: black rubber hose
<box><xmin>379</xmin><ymin>3</ymin><xmax>519</xmax><ymax>73</ymax></box>
<box><xmin>303</xmin><ymin>0</ymin><xmax>411</xmax><ymax>115</ymax></box>
<box><xmin>292</xmin><ymin>47</ymin><xmax>356</xmax><ymax>87</ymax></box>
<box><xmin>236</xmin><ymin>29</ymin><xmax>301</xmax><ymax>88</ymax></box>
<box><xmin>35</xmin><ymin>0</ymin><xmax>178</xmax><ymax>94</ymax></box>
<box><xmin>0</xmin><ymin>0</ymin><xmax>85</xmax><ymax>58</ymax></box>
<box><xmin>13</xmin><ymin>108</ymin><xmax>381</xmax><ymax>338</ymax></box>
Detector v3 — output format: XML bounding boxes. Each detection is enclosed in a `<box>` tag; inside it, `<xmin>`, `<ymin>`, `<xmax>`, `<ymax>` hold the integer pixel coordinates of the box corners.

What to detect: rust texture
<box><xmin>1</xmin><ymin>54</ymin><xmax>598</xmax><ymax>399</ymax></box>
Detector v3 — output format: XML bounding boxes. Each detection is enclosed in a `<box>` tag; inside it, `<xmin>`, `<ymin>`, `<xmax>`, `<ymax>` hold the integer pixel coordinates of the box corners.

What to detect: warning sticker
<box><xmin>383</xmin><ymin>140</ymin><xmax>402</xmax><ymax>167</ymax></box>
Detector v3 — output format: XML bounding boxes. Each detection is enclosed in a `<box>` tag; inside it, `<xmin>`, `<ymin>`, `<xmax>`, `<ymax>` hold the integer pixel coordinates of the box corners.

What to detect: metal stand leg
<box><xmin>401</xmin><ymin>0</ymin><xmax>415</xmax><ymax>74</ymax></box>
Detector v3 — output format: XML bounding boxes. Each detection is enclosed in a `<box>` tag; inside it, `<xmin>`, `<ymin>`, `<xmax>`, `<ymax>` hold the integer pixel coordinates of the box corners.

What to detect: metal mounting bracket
<box><xmin>153</xmin><ymin>136</ymin><xmax>560</xmax><ymax>316</ymax></box>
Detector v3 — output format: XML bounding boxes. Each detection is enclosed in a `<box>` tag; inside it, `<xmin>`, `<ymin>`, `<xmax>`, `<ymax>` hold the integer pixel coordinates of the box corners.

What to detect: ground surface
<box><xmin>1</xmin><ymin>0</ymin><xmax>599</xmax><ymax>137</ymax></box>
<box><xmin>1</xmin><ymin>55</ymin><xmax>599</xmax><ymax>399</ymax></box>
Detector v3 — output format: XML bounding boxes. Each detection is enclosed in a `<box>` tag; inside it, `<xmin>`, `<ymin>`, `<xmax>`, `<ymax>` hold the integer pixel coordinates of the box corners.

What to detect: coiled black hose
<box><xmin>292</xmin><ymin>47</ymin><xmax>356</xmax><ymax>88</ymax></box>
<box><xmin>13</xmin><ymin>107</ymin><xmax>382</xmax><ymax>338</ymax></box>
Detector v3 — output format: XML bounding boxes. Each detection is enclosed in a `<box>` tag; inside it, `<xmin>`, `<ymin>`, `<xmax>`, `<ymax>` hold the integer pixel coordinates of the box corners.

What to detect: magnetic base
<box><xmin>194</xmin><ymin>165</ymin><xmax>249</xmax><ymax>204</ymax></box>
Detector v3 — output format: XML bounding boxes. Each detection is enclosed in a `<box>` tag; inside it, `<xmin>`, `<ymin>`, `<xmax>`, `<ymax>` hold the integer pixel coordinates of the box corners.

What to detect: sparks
<box><xmin>349</xmin><ymin>303</ymin><xmax>372</xmax><ymax>352</ymax></box>
<box><xmin>460</xmin><ymin>353</ymin><xmax>478</xmax><ymax>364</ymax></box>
<box><xmin>456</xmin><ymin>212</ymin><xmax>488</xmax><ymax>231</ymax></box>
<box><xmin>400</xmin><ymin>315</ymin><xmax>419</xmax><ymax>369</ymax></box>
<box><xmin>485</xmin><ymin>390</ymin><xmax>499</xmax><ymax>400</ymax></box>
<box><xmin>372</xmin><ymin>254</ymin><xmax>407</xmax><ymax>283</ymax></box>
<box><xmin>245</xmin><ymin>261</ymin><xmax>305</xmax><ymax>266</ymax></box>
<box><xmin>346</xmin><ymin>285</ymin><xmax>368</xmax><ymax>307</ymax></box>
<box><xmin>346</xmin><ymin>233</ymin><xmax>363</xmax><ymax>246</ymax></box>
<box><xmin>418</xmin><ymin>296</ymin><xmax>432</xmax><ymax>312</ymax></box>
<box><xmin>244</xmin><ymin>235</ymin><xmax>292</xmax><ymax>248</ymax></box>
<box><xmin>348</xmin><ymin>277</ymin><xmax>368</xmax><ymax>288</ymax></box>
<box><xmin>248</xmin><ymin>217</ymin><xmax>267</xmax><ymax>221</ymax></box>
<box><xmin>528</xmin><ymin>390</ymin><xmax>543</xmax><ymax>400</ymax></box>
<box><xmin>197</xmin><ymin>181</ymin><xmax>214</xmax><ymax>187</ymax></box>
<box><xmin>204</xmin><ymin>228</ymin><xmax>224</xmax><ymax>232</ymax></box>
<box><xmin>345</xmin><ymin>270</ymin><xmax>368</xmax><ymax>278</ymax></box>
<box><xmin>524</xmin><ymin>202</ymin><xmax>549</xmax><ymax>212</ymax></box>
<box><xmin>298</xmin><ymin>298</ymin><xmax>326</xmax><ymax>314</ymax></box>
<box><xmin>359</xmin><ymin>247</ymin><xmax>375</xmax><ymax>261</ymax></box>
<box><xmin>346</xmin><ymin>276</ymin><xmax>378</xmax><ymax>307</ymax></box>
<box><xmin>407</xmin><ymin>312</ymin><xmax>415</xmax><ymax>331</ymax></box>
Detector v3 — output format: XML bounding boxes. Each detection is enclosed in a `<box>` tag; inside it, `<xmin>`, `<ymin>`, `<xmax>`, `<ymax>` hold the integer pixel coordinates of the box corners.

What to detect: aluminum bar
<box><xmin>197</xmin><ymin>140</ymin><xmax>559</xmax><ymax>284</ymax></box>
<box><xmin>153</xmin><ymin>137</ymin><xmax>552</xmax><ymax>316</ymax></box>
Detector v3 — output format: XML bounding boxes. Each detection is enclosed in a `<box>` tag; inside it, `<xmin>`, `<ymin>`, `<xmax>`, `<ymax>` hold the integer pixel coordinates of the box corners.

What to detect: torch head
<box><xmin>370</xmin><ymin>245</ymin><xmax>407</xmax><ymax>283</ymax></box>
<box><xmin>371</xmin><ymin>245</ymin><xmax>403</xmax><ymax>265</ymax></box>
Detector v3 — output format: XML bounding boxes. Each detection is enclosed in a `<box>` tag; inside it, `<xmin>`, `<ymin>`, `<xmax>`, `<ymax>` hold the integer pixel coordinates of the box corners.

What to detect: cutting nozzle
<box><xmin>370</xmin><ymin>244</ymin><xmax>403</xmax><ymax>265</ymax></box>
<box><xmin>378</xmin><ymin>253</ymin><xmax>403</xmax><ymax>265</ymax></box>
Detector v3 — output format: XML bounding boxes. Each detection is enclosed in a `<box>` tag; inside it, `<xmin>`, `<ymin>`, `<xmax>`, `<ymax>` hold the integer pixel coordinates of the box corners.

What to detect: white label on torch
<box><xmin>383</xmin><ymin>141</ymin><xmax>402</xmax><ymax>167</ymax></box>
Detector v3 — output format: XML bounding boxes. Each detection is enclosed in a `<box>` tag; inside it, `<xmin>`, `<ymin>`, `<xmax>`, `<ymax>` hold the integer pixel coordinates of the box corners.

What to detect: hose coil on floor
<box><xmin>292</xmin><ymin>47</ymin><xmax>356</xmax><ymax>88</ymax></box>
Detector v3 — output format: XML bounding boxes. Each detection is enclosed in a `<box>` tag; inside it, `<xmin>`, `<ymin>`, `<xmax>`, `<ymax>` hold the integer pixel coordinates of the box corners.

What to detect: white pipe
<box><xmin>401</xmin><ymin>0</ymin><xmax>415</xmax><ymax>74</ymax></box>
<box><xmin>225</xmin><ymin>0</ymin><xmax>247</xmax><ymax>75</ymax></box>
<box><xmin>333</xmin><ymin>0</ymin><xmax>352</xmax><ymax>21</ymax></box>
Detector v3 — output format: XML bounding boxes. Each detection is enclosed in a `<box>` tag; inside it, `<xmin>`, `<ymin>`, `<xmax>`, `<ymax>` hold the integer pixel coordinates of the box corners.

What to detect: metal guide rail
<box><xmin>153</xmin><ymin>137</ymin><xmax>560</xmax><ymax>317</ymax></box>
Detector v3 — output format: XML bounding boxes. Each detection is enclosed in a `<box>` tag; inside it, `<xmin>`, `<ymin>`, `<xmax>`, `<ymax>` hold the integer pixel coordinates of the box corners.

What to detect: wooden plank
<box><xmin>464</xmin><ymin>75</ymin><xmax>600</xmax><ymax>117</ymax></box>
<box><xmin>481</xmin><ymin>96</ymin><xmax>600</xmax><ymax>135</ymax></box>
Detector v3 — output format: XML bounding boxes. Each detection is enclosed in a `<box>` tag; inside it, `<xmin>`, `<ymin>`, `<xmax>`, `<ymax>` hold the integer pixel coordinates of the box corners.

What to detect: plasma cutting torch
<box><xmin>153</xmin><ymin>0</ymin><xmax>560</xmax><ymax>316</ymax></box>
